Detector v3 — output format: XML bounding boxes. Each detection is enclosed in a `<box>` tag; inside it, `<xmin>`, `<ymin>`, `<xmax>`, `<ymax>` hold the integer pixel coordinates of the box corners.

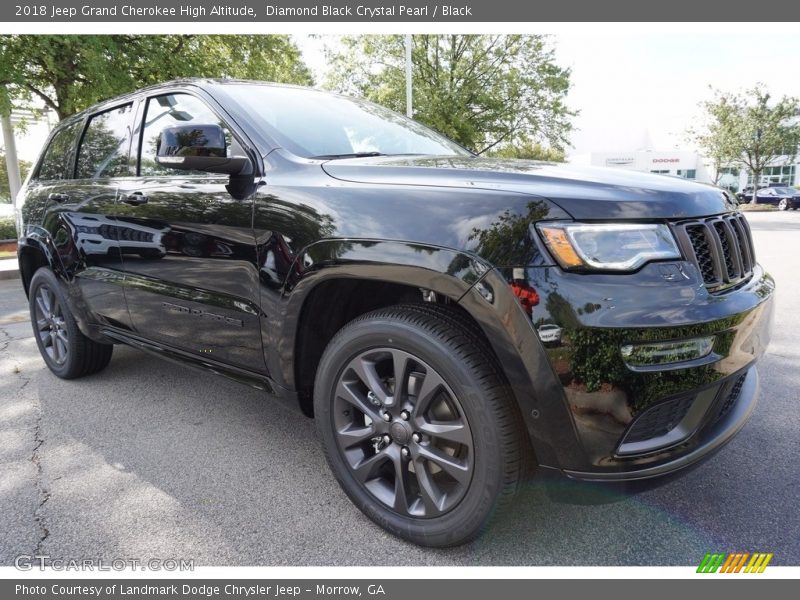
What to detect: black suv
<box><xmin>17</xmin><ymin>80</ymin><xmax>774</xmax><ymax>547</ymax></box>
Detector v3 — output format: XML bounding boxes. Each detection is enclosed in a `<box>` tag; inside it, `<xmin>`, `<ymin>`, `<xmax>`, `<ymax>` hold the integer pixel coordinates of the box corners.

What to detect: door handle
<box><xmin>48</xmin><ymin>192</ymin><xmax>70</xmax><ymax>203</ymax></box>
<box><xmin>121</xmin><ymin>192</ymin><xmax>149</xmax><ymax>206</ymax></box>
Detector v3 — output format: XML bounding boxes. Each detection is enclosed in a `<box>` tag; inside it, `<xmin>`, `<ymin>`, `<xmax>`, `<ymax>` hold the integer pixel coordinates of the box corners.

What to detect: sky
<box><xmin>295</xmin><ymin>31</ymin><xmax>800</xmax><ymax>158</ymax></box>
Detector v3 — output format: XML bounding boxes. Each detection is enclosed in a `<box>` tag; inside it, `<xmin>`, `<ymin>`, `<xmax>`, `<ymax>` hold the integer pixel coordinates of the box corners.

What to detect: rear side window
<box><xmin>75</xmin><ymin>104</ymin><xmax>134</xmax><ymax>179</ymax></box>
<box><xmin>36</xmin><ymin>121</ymin><xmax>81</xmax><ymax>180</ymax></box>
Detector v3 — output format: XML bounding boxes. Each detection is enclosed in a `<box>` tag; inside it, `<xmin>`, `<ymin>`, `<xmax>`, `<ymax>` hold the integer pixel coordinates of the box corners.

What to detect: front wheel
<box><xmin>779</xmin><ymin>198</ymin><xmax>789</xmax><ymax>211</ymax></box>
<box><xmin>29</xmin><ymin>268</ymin><xmax>113</xmax><ymax>379</ymax></box>
<box><xmin>314</xmin><ymin>304</ymin><xmax>529</xmax><ymax>547</ymax></box>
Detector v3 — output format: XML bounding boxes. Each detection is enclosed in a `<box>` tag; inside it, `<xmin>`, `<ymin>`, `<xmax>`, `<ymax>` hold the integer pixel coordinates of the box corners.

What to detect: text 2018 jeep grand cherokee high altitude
<box><xmin>16</xmin><ymin>80</ymin><xmax>774</xmax><ymax>547</ymax></box>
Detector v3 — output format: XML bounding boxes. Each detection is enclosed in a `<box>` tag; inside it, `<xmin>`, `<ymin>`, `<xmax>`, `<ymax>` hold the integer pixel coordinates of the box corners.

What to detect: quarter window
<box><xmin>75</xmin><ymin>104</ymin><xmax>134</xmax><ymax>179</ymax></box>
<box><xmin>36</xmin><ymin>121</ymin><xmax>81</xmax><ymax>180</ymax></box>
<box><xmin>139</xmin><ymin>94</ymin><xmax>237</xmax><ymax>176</ymax></box>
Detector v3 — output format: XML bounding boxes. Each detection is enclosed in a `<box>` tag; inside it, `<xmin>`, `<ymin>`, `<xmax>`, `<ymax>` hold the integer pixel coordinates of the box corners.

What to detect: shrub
<box><xmin>0</xmin><ymin>217</ymin><xmax>17</xmax><ymax>240</ymax></box>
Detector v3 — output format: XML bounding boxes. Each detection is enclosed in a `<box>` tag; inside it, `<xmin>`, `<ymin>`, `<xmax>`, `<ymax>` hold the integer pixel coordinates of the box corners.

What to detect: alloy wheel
<box><xmin>34</xmin><ymin>285</ymin><xmax>69</xmax><ymax>365</ymax></box>
<box><xmin>332</xmin><ymin>348</ymin><xmax>474</xmax><ymax>518</ymax></box>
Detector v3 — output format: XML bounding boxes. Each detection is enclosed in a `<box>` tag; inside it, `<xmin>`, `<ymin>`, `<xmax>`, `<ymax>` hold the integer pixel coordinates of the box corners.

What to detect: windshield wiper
<box><xmin>311</xmin><ymin>151</ymin><xmax>387</xmax><ymax>160</ymax></box>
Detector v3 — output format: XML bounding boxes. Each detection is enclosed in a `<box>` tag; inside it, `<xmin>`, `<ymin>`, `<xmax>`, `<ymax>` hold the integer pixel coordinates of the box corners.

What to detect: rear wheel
<box><xmin>29</xmin><ymin>268</ymin><xmax>113</xmax><ymax>379</ymax></box>
<box><xmin>779</xmin><ymin>198</ymin><xmax>789</xmax><ymax>211</ymax></box>
<box><xmin>314</xmin><ymin>304</ymin><xmax>528</xmax><ymax>547</ymax></box>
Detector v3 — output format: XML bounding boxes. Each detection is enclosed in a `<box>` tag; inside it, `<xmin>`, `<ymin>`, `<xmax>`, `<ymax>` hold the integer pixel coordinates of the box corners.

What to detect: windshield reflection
<box><xmin>214</xmin><ymin>83</ymin><xmax>470</xmax><ymax>158</ymax></box>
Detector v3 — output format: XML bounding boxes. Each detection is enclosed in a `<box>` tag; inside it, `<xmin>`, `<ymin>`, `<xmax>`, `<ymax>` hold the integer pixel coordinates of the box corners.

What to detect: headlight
<box><xmin>536</xmin><ymin>222</ymin><xmax>681</xmax><ymax>271</ymax></box>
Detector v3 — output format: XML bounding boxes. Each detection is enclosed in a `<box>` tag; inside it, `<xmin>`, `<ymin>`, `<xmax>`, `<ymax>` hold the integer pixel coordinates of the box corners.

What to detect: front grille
<box><xmin>623</xmin><ymin>395</ymin><xmax>695</xmax><ymax>444</ymax></box>
<box><xmin>710</xmin><ymin>372</ymin><xmax>747</xmax><ymax>427</ymax></box>
<box><xmin>674</xmin><ymin>213</ymin><xmax>755</xmax><ymax>291</ymax></box>
<box><xmin>686</xmin><ymin>224</ymin><xmax>715</xmax><ymax>281</ymax></box>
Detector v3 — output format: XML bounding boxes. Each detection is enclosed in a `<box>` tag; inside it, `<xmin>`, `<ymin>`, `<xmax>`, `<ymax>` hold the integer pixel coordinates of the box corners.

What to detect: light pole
<box><xmin>1</xmin><ymin>86</ymin><xmax>22</xmax><ymax>210</ymax></box>
<box><xmin>405</xmin><ymin>34</ymin><xmax>413</xmax><ymax>118</ymax></box>
<box><xmin>751</xmin><ymin>127</ymin><xmax>762</xmax><ymax>204</ymax></box>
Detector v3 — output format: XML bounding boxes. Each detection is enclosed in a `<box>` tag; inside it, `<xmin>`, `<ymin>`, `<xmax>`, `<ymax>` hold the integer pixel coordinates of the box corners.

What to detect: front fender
<box><xmin>457</xmin><ymin>268</ymin><xmax>580</xmax><ymax>469</ymax></box>
<box><xmin>270</xmin><ymin>239</ymin><xmax>490</xmax><ymax>389</ymax></box>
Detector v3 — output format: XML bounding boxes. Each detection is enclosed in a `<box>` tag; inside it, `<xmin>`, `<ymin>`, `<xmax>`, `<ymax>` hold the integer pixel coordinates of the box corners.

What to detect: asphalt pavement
<box><xmin>0</xmin><ymin>210</ymin><xmax>798</xmax><ymax>566</ymax></box>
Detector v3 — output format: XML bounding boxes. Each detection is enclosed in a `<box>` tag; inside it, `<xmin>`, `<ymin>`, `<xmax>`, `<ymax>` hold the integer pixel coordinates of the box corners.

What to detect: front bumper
<box><xmin>563</xmin><ymin>365</ymin><xmax>758</xmax><ymax>481</ymax></box>
<box><xmin>458</xmin><ymin>259</ymin><xmax>775</xmax><ymax>481</ymax></box>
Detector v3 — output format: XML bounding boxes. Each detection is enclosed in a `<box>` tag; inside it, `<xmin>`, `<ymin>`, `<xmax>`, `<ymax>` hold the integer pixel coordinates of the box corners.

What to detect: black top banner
<box><xmin>4</xmin><ymin>0</ymin><xmax>800</xmax><ymax>22</ymax></box>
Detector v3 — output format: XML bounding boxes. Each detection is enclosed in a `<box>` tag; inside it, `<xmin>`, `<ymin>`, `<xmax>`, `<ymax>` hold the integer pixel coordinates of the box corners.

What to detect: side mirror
<box><xmin>155</xmin><ymin>124</ymin><xmax>250</xmax><ymax>175</ymax></box>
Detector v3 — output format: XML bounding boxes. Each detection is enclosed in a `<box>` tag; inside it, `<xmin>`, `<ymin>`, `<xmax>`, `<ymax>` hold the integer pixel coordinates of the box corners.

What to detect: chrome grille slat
<box><xmin>674</xmin><ymin>213</ymin><xmax>755</xmax><ymax>291</ymax></box>
<box><xmin>729</xmin><ymin>218</ymin><xmax>752</xmax><ymax>273</ymax></box>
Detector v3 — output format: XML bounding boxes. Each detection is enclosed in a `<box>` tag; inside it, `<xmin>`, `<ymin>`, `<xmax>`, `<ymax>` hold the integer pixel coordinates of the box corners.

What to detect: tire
<box><xmin>314</xmin><ymin>303</ymin><xmax>529</xmax><ymax>547</ymax></box>
<box><xmin>29</xmin><ymin>267</ymin><xmax>113</xmax><ymax>379</ymax></box>
<box><xmin>779</xmin><ymin>198</ymin><xmax>789</xmax><ymax>211</ymax></box>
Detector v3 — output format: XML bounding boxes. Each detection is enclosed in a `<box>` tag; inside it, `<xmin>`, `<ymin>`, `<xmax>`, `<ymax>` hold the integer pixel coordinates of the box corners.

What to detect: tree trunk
<box><xmin>751</xmin><ymin>170</ymin><xmax>760</xmax><ymax>204</ymax></box>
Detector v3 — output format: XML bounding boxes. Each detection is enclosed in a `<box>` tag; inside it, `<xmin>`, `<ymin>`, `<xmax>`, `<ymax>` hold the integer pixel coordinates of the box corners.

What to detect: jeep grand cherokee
<box><xmin>16</xmin><ymin>79</ymin><xmax>775</xmax><ymax>547</ymax></box>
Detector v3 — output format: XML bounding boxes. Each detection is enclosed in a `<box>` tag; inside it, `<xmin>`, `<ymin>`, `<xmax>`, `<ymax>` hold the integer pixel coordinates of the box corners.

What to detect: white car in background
<box><xmin>537</xmin><ymin>324</ymin><xmax>563</xmax><ymax>344</ymax></box>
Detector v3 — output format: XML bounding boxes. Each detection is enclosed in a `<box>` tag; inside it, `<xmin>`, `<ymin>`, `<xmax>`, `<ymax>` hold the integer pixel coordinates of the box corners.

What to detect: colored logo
<box><xmin>697</xmin><ymin>552</ymin><xmax>773</xmax><ymax>573</ymax></box>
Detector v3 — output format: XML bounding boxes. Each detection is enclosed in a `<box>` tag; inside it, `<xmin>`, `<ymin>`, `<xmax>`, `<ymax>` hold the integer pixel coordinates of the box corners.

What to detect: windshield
<box><xmin>770</xmin><ymin>187</ymin><xmax>795</xmax><ymax>195</ymax></box>
<box><xmin>213</xmin><ymin>83</ymin><xmax>470</xmax><ymax>159</ymax></box>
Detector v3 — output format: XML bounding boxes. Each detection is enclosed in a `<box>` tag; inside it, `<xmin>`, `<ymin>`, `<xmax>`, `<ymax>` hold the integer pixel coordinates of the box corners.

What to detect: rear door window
<box><xmin>36</xmin><ymin>121</ymin><xmax>82</xmax><ymax>180</ymax></box>
<box><xmin>75</xmin><ymin>104</ymin><xmax>135</xmax><ymax>179</ymax></box>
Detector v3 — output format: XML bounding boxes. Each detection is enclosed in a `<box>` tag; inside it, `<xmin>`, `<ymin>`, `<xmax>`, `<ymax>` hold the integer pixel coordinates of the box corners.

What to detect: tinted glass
<box><xmin>139</xmin><ymin>93</ymin><xmax>234</xmax><ymax>176</ymax></box>
<box><xmin>76</xmin><ymin>104</ymin><xmax>134</xmax><ymax>179</ymax></box>
<box><xmin>37</xmin><ymin>121</ymin><xmax>81</xmax><ymax>180</ymax></box>
<box><xmin>214</xmin><ymin>84</ymin><xmax>470</xmax><ymax>158</ymax></box>
<box><xmin>772</xmin><ymin>187</ymin><xmax>794</xmax><ymax>194</ymax></box>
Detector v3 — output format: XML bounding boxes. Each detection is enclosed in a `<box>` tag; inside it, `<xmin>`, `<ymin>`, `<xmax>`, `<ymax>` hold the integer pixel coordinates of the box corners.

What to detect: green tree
<box><xmin>487</xmin><ymin>137</ymin><xmax>566</xmax><ymax>162</ymax></box>
<box><xmin>0</xmin><ymin>35</ymin><xmax>313</xmax><ymax>120</ymax></box>
<box><xmin>0</xmin><ymin>154</ymin><xmax>30</xmax><ymax>203</ymax></box>
<box><xmin>688</xmin><ymin>91</ymin><xmax>738</xmax><ymax>185</ymax></box>
<box><xmin>693</xmin><ymin>86</ymin><xmax>800</xmax><ymax>202</ymax></box>
<box><xmin>325</xmin><ymin>35</ymin><xmax>575</xmax><ymax>155</ymax></box>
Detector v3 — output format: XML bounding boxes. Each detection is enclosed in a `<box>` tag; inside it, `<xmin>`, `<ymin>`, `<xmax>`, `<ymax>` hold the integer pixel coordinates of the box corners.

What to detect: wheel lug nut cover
<box><xmin>400</xmin><ymin>410</ymin><xmax>410</xmax><ymax>420</ymax></box>
<box><xmin>382</xmin><ymin>412</ymin><xmax>391</xmax><ymax>422</ymax></box>
<box><xmin>401</xmin><ymin>447</ymin><xmax>410</xmax><ymax>457</ymax></box>
<box><xmin>412</xmin><ymin>433</ymin><xmax>421</xmax><ymax>443</ymax></box>
<box><xmin>383</xmin><ymin>434</ymin><xmax>391</xmax><ymax>444</ymax></box>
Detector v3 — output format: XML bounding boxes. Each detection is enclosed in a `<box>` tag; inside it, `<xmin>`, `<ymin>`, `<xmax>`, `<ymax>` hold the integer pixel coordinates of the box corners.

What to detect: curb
<box><xmin>0</xmin><ymin>269</ymin><xmax>20</xmax><ymax>281</ymax></box>
<box><xmin>0</xmin><ymin>259</ymin><xmax>20</xmax><ymax>281</ymax></box>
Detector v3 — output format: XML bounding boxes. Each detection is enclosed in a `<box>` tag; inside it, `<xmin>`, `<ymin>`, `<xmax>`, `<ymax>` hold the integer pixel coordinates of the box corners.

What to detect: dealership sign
<box><xmin>606</xmin><ymin>157</ymin><xmax>635</xmax><ymax>166</ymax></box>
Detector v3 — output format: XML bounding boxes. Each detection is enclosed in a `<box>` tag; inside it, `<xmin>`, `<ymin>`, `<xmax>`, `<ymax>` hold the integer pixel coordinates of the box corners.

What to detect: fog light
<box><xmin>621</xmin><ymin>336</ymin><xmax>715</xmax><ymax>366</ymax></box>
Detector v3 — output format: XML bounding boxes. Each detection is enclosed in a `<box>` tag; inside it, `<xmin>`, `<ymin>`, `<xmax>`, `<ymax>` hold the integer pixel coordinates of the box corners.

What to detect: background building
<box><xmin>570</xmin><ymin>149</ymin><xmax>714</xmax><ymax>183</ymax></box>
<box><xmin>571</xmin><ymin>149</ymin><xmax>799</xmax><ymax>193</ymax></box>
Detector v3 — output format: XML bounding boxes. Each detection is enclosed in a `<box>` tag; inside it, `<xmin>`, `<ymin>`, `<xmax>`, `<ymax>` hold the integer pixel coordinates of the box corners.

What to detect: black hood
<box><xmin>322</xmin><ymin>155</ymin><xmax>737</xmax><ymax>220</ymax></box>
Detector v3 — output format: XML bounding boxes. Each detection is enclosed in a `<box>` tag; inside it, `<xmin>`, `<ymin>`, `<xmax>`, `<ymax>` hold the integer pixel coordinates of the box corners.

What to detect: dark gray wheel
<box><xmin>29</xmin><ymin>268</ymin><xmax>113</xmax><ymax>379</ymax></box>
<box><xmin>332</xmin><ymin>347</ymin><xmax>474</xmax><ymax>518</ymax></box>
<box><xmin>315</xmin><ymin>304</ymin><xmax>529</xmax><ymax>547</ymax></box>
<box><xmin>33</xmin><ymin>283</ymin><xmax>70</xmax><ymax>366</ymax></box>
